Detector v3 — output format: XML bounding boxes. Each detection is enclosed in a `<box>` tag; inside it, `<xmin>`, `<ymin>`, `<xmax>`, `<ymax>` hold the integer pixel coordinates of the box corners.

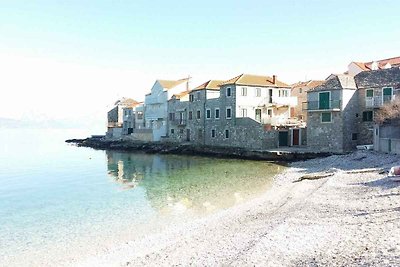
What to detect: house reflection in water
<box><xmin>106</xmin><ymin>151</ymin><xmax>282</xmax><ymax>216</ymax></box>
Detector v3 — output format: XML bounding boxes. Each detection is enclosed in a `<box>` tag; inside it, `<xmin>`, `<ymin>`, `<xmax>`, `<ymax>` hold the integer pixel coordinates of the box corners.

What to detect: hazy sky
<box><xmin>1</xmin><ymin>0</ymin><xmax>399</xmax><ymax>128</ymax></box>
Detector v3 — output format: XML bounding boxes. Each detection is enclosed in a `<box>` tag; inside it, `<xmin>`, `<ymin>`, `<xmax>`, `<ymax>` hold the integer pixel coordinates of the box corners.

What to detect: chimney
<box><xmin>272</xmin><ymin>75</ymin><xmax>277</xmax><ymax>85</ymax></box>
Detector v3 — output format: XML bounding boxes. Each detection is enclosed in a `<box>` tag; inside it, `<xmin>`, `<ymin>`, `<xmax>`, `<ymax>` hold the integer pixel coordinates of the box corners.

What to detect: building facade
<box><xmin>306</xmin><ymin>74</ymin><xmax>358</xmax><ymax>153</ymax></box>
<box><xmin>291</xmin><ymin>80</ymin><xmax>324</xmax><ymax>122</ymax></box>
<box><xmin>143</xmin><ymin>78</ymin><xmax>190</xmax><ymax>141</ymax></box>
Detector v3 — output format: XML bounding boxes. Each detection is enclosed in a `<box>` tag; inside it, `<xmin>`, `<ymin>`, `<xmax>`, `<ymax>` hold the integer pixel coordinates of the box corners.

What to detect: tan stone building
<box><xmin>291</xmin><ymin>80</ymin><xmax>324</xmax><ymax>122</ymax></box>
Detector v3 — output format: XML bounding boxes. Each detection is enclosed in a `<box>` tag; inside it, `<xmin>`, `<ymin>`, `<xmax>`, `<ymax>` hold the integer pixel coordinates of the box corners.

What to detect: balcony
<box><xmin>176</xmin><ymin>118</ymin><xmax>186</xmax><ymax>126</ymax></box>
<box><xmin>366</xmin><ymin>95</ymin><xmax>395</xmax><ymax>108</ymax></box>
<box><xmin>261</xmin><ymin>117</ymin><xmax>300</xmax><ymax>126</ymax></box>
<box><xmin>303</xmin><ymin>100</ymin><xmax>341</xmax><ymax>111</ymax></box>
<box><xmin>257</xmin><ymin>96</ymin><xmax>297</xmax><ymax>107</ymax></box>
<box><xmin>108</xmin><ymin>122</ymin><xmax>123</xmax><ymax>128</ymax></box>
<box><xmin>272</xmin><ymin>96</ymin><xmax>297</xmax><ymax>106</ymax></box>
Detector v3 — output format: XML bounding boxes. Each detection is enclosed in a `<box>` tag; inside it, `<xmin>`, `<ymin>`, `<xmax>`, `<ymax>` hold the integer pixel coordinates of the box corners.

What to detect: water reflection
<box><xmin>106</xmin><ymin>151</ymin><xmax>284</xmax><ymax>216</ymax></box>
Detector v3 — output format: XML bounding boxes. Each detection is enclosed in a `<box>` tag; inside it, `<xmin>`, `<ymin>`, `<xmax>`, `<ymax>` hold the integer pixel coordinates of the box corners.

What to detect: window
<box><xmin>170</xmin><ymin>129</ymin><xmax>175</xmax><ymax>134</ymax></box>
<box><xmin>225</xmin><ymin>129</ymin><xmax>229</xmax><ymax>139</ymax></box>
<box><xmin>189</xmin><ymin>111</ymin><xmax>193</xmax><ymax>120</ymax></box>
<box><xmin>383</xmin><ymin>87</ymin><xmax>393</xmax><ymax>103</ymax></box>
<box><xmin>196</xmin><ymin>92</ymin><xmax>201</xmax><ymax>100</ymax></box>
<box><xmin>137</xmin><ymin>111</ymin><xmax>143</xmax><ymax>120</ymax></box>
<box><xmin>366</xmin><ymin>89</ymin><xmax>374</xmax><ymax>98</ymax></box>
<box><xmin>189</xmin><ymin>94</ymin><xmax>194</xmax><ymax>102</ymax></box>
<box><xmin>240</xmin><ymin>108</ymin><xmax>247</xmax><ymax>117</ymax></box>
<box><xmin>363</xmin><ymin>111</ymin><xmax>373</xmax><ymax>122</ymax></box>
<box><xmin>255</xmin><ymin>88</ymin><xmax>261</xmax><ymax>97</ymax></box>
<box><xmin>197</xmin><ymin>110</ymin><xmax>201</xmax><ymax>119</ymax></box>
<box><xmin>321</xmin><ymin>112</ymin><xmax>332</xmax><ymax>123</ymax></box>
<box><xmin>215</xmin><ymin>108</ymin><xmax>220</xmax><ymax>119</ymax></box>
<box><xmin>226</xmin><ymin>87</ymin><xmax>232</xmax><ymax>97</ymax></box>
<box><xmin>299</xmin><ymin>88</ymin><xmax>303</xmax><ymax>94</ymax></box>
<box><xmin>169</xmin><ymin>113</ymin><xmax>175</xmax><ymax>121</ymax></box>
<box><xmin>279</xmin><ymin>90</ymin><xmax>289</xmax><ymax>97</ymax></box>
<box><xmin>206</xmin><ymin>109</ymin><xmax>211</xmax><ymax>119</ymax></box>
<box><xmin>226</xmin><ymin>108</ymin><xmax>232</xmax><ymax>119</ymax></box>
<box><xmin>241</xmin><ymin>87</ymin><xmax>247</xmax><ymax>96</ymax></box>
<box><xmin>211</xmin><ymin>129</ymin><xmax>216</xmax><ymax>138</ymax></box>
<box><xmin>352</xmin><ymin>133</ymin><xmax>358</xmax><ymax>141</ymax></box>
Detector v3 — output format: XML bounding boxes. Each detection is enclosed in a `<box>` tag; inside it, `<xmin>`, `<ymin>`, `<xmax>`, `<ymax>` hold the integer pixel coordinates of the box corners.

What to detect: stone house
<box><xmin>306</xmin><ymin>74</ymin><xmax>358</xmax><ymax>153</ymax></box>
<box><xmin>143</xmin><ymin>77</ymin><xmax>190</xmax><ymax>141</ymax></box>
<box><xmin>354</xmin><ymin>67</ymin><xmax>400</xmax><ymax>146</ymax></box>
<box><xmin>107</xmin><ymin>98</ymin><xmax>139</xmax><ymax>138</ymax></box>
<box><xmin>291</xmin><ymin>80</ymin><xmax>324</xmax><ymax>122</ymax></box>
<box><xmin>122</xmin><ymin>101</ymin><xmax>143</xmax><ymax>135</ymax></box>
<box><xmin>166</xmin><ymin>80</ymin><xmax>223</xmax><ymax>144</ymax></box>
<box><xmin>167</xmin><ymin>91</ymin><xmax>190</xmax><ymax>143</ymax></box>
<box><xmin>203</xmin><ymin>74</ymin><xmax>298</xmax><ymax>149</ymax></box>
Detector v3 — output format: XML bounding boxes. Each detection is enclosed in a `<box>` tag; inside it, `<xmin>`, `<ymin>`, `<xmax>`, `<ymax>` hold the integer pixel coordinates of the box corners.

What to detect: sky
<box><xmin>0</xmin><ymin>0</ymin><xmax>399</xmax><ymax>131</ymax></box>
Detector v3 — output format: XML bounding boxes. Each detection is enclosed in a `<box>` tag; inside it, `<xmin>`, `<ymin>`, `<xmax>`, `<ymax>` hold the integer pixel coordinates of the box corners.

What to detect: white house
<box><xmin>144</xmin><ymin>78</ymin><xmax>190</xmax><ymax>141</ymax></box>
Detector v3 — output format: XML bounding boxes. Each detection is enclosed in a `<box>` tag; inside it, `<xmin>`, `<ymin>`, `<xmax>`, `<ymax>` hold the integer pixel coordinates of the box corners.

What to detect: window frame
<box><xmin>241</xmin><ymin>87</ymin><xmax>247</xmax><ymax>96</ymax></box>
<box><xmin>226</xmin><ymin>87</ymin><xmax>232</xmax><ymax>97</ymax></box>
<box><xmin>226</xmin><ymin>107</ymin><xmax>232</xmax><ymax>119</ymax></box>
<box><xmin>211</xmin><ymin>129</ymin><xmax>216</xmax><ymax>138</ymax></box>
<box><xmin>225</xmin><ymin>129</ymin><xmax>229</xmax><ymax>139</ymax></box>
<box><xmin>362</xmin><ymin>110</ymin><xmax>373</xmax><ymax>122</ymax></box>
<box><xmin>215</xmin><ymin>108</ymin><xmax>220</xmax><ymax>119</ymax></box>
<box><xmin>366</xmin><ymin>89</ymin><xmax>374</xmax><ymax>98</ymax></box>
<box><xmin>206</xmin><ymin>109</ymin><xmax>211</xmax><ymax>119</ymax></box>
<box><xmin>321</xmin><ymin>112</ymin><xmax>332</xmax><ymax>123</ymax></box>
<box><xmin>196</xmin><ymin>110</ymin><xmax>201</xmax><ymax>119</ymax></box>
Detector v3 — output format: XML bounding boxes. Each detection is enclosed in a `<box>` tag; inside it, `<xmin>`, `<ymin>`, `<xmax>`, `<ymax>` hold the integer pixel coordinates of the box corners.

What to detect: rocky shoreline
<box><xmin>65</xmin><ymin>137</ymin><xmax>333</xmax><ymax>162</ymax></box>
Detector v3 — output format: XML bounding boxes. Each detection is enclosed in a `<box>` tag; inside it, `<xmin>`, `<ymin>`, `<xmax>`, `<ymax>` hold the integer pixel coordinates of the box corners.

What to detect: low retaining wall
<box><xmin>378</xmin><ymin>138</ymin><xmax>400</xmax><ymax>154</ymax></box>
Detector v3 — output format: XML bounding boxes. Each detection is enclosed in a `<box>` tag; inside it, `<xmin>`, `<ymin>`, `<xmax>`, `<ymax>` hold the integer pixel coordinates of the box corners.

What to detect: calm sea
<box><xmin>0</xmin><ymin>129</ymin><xmax>284</xmax><ymax>266</ymax></box>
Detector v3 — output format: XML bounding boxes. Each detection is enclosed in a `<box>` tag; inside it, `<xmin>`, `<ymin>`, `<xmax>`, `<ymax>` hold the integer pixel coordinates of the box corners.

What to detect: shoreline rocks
<box><xmin>65</xmin><ymin>137</ymin><xmax>333</xmax><ymax>162</ymax></box>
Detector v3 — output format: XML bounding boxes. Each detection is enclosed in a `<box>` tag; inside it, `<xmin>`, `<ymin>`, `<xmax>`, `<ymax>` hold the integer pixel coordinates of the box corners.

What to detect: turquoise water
<box><xmin>0</xmin><ymin>129</ymin><xmax>284</xmax><ymax>266</ymax></box>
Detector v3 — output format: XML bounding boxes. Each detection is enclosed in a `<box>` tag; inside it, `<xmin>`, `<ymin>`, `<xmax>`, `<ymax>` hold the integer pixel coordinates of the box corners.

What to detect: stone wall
<box><xmin>307</xmin><ymin>111</ymin><xmax>344</xmax><ymax>152</ymax></box>
<box><xmin>167</xmin><ymin>98</ymin><xmax>189</xmax><ymax>143</ymax></box>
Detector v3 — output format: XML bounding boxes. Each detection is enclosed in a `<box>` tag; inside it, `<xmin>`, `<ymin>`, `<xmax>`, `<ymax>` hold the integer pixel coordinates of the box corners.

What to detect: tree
<box><xmin>375</xmin><ymin>98</ymin><xmax>400</xmax><ymax>125</ymax></box>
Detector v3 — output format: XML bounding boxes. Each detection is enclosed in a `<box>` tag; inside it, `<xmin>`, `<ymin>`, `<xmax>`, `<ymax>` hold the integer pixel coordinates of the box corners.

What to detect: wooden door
<box><xmin>292</xmin><ymin>129</ymin><xmax>300</xmax><ymax>146</ymax></box>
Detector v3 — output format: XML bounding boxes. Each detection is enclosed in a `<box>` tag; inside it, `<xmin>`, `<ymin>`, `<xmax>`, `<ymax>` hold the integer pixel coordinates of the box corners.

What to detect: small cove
<box><xmin>0</xmin><ymin>129</ymin><xmax>285</xmax><ymax>266</ymax></box>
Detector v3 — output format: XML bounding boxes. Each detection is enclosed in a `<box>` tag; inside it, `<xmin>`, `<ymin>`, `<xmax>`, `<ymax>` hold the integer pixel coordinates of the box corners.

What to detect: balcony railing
<box><xmin>108</xmin><ymin>122</ymin><xmax>123</xmax><ymax>128</ymax></box>
<box><xmin>261</xmin><ymin>117</ymin><xmax>300</xmax><ymax>126</ymax></box>
<box><xmin>272</xmin><ymin>96</ymin><xmax>298</xmax><ymax>106</ymax></box>
<box><xmin>257</xmin><ymin>96</ymin><xmax>297</xmax><ymax>107</ymax></box>
<box><xmin>366</xmin><ymin>95</ymin><xmax>395</xmax><ymax>108</ymax></box>
<box><xmin>303</xmin><ymin>100</ymin><xmax>341</xmax><ymax>111</ymax></box>
<box><xmin>176</xmin><ymin>118</ymin><xmax>186</xmax><ymax>125</ymax></box>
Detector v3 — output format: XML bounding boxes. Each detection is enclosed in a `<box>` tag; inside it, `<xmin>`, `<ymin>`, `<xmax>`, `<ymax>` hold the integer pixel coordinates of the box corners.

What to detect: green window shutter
<box><xmin>366</xmin><ymin>89</ymin><xmax>374</xmax><ymax>97</ymax></box>
<box><xmin>319</xmin><ymin>92</ymin><xmax>330</xmax><ymax>109</ymax></box>
<box><xmin>383</xmin><ymin>87</ymin><xmax>392</xmax><ymax>96</ymax></box>
<box><xmin>321</xmin><ymin>112</ymin><xmax>332</xmax><ymax>122</ymax></box>
<box><xmin>362</xmin><ymin>111</ymin><xmax>373</xmax><ymax>121</ymax></box>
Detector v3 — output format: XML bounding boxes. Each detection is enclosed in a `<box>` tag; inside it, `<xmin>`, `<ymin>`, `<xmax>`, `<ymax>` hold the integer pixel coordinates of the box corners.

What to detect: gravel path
<box><xmin>77</xmin><ymin>150</ymin><xmax>400</xmax><ymax>267</ymax></box>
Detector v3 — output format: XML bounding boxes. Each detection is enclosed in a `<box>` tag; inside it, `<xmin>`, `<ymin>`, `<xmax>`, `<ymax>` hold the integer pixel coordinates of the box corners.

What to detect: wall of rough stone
<box><xmin>307</xmin><ymin>111</ymin><xmax>344</xmax><ymax>152</ymax></box>
<box><xmin>167</xmin><ymin>98</ymin><xmax>189</xmax><ymax>143</ymax></box>
<box><xmin>356</xmin><ymin>88</ymin><xmax>375</xmax><ymax>145</ymax></box>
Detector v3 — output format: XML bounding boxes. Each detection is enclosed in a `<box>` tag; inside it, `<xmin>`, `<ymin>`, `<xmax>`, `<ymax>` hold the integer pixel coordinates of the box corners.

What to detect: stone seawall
<box><xmin>66</xmin><ymin>138</ymin><xmax>334</xmax><ymax>162</ymax></box>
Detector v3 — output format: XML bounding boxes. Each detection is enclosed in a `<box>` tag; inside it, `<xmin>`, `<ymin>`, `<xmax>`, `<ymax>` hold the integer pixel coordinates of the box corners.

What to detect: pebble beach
<box><xmin>75</xmin><ymin>150</ymin><xmax>400</xmax><ymax>267</ymax></box>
